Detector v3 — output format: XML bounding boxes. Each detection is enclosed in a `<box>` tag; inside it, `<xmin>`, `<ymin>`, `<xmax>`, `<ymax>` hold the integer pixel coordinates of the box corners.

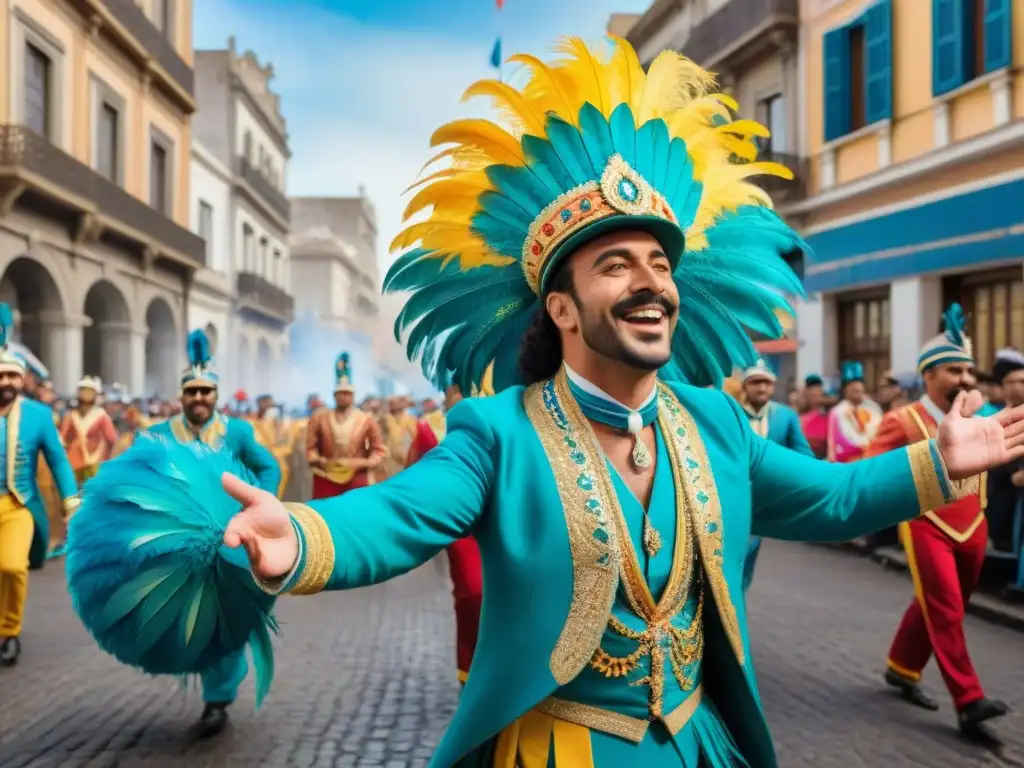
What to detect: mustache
<box><xmin>611</xmin><ymin>290</ymin><xmax>678</xmax><ymax>319</ymax></box>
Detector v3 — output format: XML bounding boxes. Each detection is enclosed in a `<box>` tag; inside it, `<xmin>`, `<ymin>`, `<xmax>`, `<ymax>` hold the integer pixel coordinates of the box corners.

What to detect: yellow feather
<box><xmin>639</xmin><ymin>52</ymin><xmax>715</xmax><ymax>124</ymax></box>
<box><xmin>462</xmin><ymin>80</ymin><xmax>546</xmax><ymax>138</ymax></box>
<box><xmin>430</xmin><ymin>119</ymin><xmax>526</xmax><ymax>166</ymax></box>
<box><xmin>606</xmin><ymin>36</ymin><xmax>644</xmax><ymax>112</ymax></box>
<box><xmin>551</xmin><ymin>37</ymin><xmax>611</xmax><ymax>117</ymax></box>
<box><xmin>403</xmin><ymin>168</ymin><xmax>459</xmax><ymax>194</ymax></box>
<box><xmin>390</xmin><ymin>221</ymin><xmax>476</xmax><ymax>253</ymax></box>
<box><xmin>402</xmin><ymin>175</ymin><xmax>493</xmax><ymax>221</ymax></box>
<box><xmin>719</xmin><ymin>120</ymin><xmax>771</xmax><ymax>139</ymax></box>
<box><xmin>506</xmin><ymin>53</ymin><xmax>578</xmax><ymax>126</ymax></box>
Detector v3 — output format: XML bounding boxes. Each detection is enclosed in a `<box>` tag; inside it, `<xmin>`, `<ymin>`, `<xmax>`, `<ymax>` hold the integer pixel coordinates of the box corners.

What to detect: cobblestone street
<box><xmin>3</xmin><ymin>542</ymin><xmax>1024</xmax><ymax>767</ymax></box>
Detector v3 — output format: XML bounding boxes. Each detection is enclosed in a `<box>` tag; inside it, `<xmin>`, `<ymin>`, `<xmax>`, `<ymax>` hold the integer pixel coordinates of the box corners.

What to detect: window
<box><xmin>242</xmin><ymin>224</ymin><xmax>254</xmax><ymax>271</ymax></box>
<box><xmin>823</xmin><ymin>0</ymin><xmax>892</xmax><ymax>141</ymax></box>
<box><xmin>837</xmin><ymin>290</ymin><xmax>890</xmax><ymax>395</ymax></box>
<box><xmin>198</xmin><ymin>200</ymin><xmax>214</xmax><ymax>244</ymax></box>
<box><xmin>152</xmin><ymin>0</ymin><xmax>174</xmax><ymax>39</ymax></box>
<box><xmin>259</xmin><ymin>237</ymin><xmax>269</xmax><ymax>276</ymax></box>
<box><xmin>932</xmin><ymin>0</ymin><xmax>1012</xmax><ymax>96</ymax></box>
<box><xmin>273</xmin><ymin>248</ymin><xmax>282</xmax><ymax>283</ymax></box>
<box><xmin>756</xmin><ymin>94</ymin><xmax>788</xmax><ymax>155</ymax></box>
<box><xmin>150</xmin><ymin>140</ymin><xmax>169</xmax><ymax>213</ymax></box>
<box><xmin>97</xmin><ymin>103</ymin><xmax>120</xmax><ymax>182</ymax></box>
<box><xmin>243</xmin><ymin>130</ymin><xmax>253</xmax><ymax>161</ymax></box>
<box><xmin>24</xmin><ymin>43</ymin><xmax>52</xmax><ymax>138</ymax></box>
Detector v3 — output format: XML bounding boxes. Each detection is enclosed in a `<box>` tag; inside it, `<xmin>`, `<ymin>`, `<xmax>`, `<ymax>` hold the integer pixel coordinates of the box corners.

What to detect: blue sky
<box><xmin>193</xmin><ymin>0</ymin><xmax>651</xmax><ymax>274</ymax></box>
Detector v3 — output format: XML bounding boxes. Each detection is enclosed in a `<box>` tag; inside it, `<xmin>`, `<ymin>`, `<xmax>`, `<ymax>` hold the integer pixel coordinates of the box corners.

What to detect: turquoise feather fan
<box><xmin>65</xmin><ymin>435</ymin><xmax>278</xmax><ymax>707</ymax></box>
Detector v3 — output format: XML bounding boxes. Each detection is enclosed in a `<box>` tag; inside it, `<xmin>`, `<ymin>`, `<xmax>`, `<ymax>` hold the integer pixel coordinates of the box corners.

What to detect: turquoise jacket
<box><xmin>7</xmin><ymin>396</ymin><xmax>78</xmax><ymax>569</ymax></box>
<box><xmin>278</xmin><ymin>378</ymin><xmax>956</xmax><ymax>768</ymax></box>
<box><xmin>147</xmin><ymin>413</ymin><xmax>280</xmax><ymax>494</ymax></box>
<box><xmin>756</xmin><ymin>402</ymin><xmax>813</xmax><ymax>454</ymax></box>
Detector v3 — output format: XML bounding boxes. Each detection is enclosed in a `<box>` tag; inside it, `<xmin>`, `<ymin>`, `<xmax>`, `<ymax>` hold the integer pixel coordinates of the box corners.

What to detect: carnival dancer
<box><xmin>147</xmin><ymin>329</ymin><xmax>280</xmax><ymax>737</ymax></box>
<box><xmin>250</xmin><ymin>394</ymin><xmax>292</xmax><ymax>497</ymax></box>
<box><xmin>738</xmin><ymin>359</ymin><xmax>814</xmax><ymax>592</ymax></box>
<box><xmin>799</xmin><ymin>374</ymin><xmax>829</xmax><ymax>458</ymax></box>
<box><xmin>305</xmin><ymin>353</ymin><xmax>386</xmax><ymax>500</ymax></box>
<box><xmin>0</xmin><ymin>305</ymin><xmax>78</xmax><ymax>666</ymax></box>
<box><xmin>406</xmin><ymin>375</ymin><xmax>489</xmax><ymax>686</ymax></box>
<box><xmin>59</xmin><ymin>376</ymin><xmax>117</xmax><ymax>485</ymax></box>
<box><xmin>865</xmin><ymin>305</ymin><xmax>1009</xmax><ymax>745</ymax></box>
<box><xmin>827</xmin><ymin>361</ymin><xmax>882</xmax><ymax>462</ymax></box>
<box><xmin>198</xmin><ymin>40</ymin><xmax>1024</xmax><ymax>768</ymax></box>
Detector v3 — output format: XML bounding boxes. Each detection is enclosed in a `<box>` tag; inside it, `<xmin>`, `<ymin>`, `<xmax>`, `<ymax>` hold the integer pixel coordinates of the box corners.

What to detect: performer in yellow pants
<box><xmin>0</xmin><ymin>497</ymin><xmax>34</xmax><ymax>639</ymax></box>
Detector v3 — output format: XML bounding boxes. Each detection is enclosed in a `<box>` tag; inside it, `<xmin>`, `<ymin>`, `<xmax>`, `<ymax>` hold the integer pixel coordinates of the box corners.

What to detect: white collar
<box><xmin>920</xmin><ymin>394</ymin><xmax>945</xmax><ymax>425</ymax></box>
<box><xmin>744</xmin><ymin>401</ymin><xmax>771</xmax><ymax>420</ymax></box>
<box><xmin>563</xmin><ymin>363</ymin><xmax>657</xmax><ymax>413</ymax></box>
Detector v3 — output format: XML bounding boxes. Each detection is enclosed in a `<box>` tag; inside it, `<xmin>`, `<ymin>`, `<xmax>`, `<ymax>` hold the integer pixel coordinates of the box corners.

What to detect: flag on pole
<box><xmin>490</xmin><ymin>37</ymin><xmax>502</xmax><ymax>70</ymax></box>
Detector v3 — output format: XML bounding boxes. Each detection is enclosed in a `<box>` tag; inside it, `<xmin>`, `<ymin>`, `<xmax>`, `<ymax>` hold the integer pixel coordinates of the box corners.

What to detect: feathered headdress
<box><xmin>918</xmin><ymin>303</ymin><xmax>974</xmax><ymax>373</ymax></box>
<box><xmin>181</xmin><ymin>329</ymin><xmax>219</xmax><ymax>389</ymax></box>
<box><xmin>383</xmin><ymin>36</ymin><xmax>807</xmax><ymax>393</ymax></box>
<box><xmin>0</xmin><ymin>303</ymin><xmax>25</xmax><ymax>375</ymax></box>
<box><xmin>65</xmin><ymin>436</ymin><xmax>278</xmax><ymax>707</ymax></box>
<box><xmin>840</xmin><ymin>360</ymin><xmax>864</xmax><ymax>385</ymax></box>
<box><xmin>334</xmin><ymin>352</ymin><xmax>354</xmax><ymax>393</ymax></box>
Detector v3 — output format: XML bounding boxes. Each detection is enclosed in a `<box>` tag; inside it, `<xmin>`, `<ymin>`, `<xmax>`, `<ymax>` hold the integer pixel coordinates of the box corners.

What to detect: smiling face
<box><xmin>181</xmin><ymin>384</ymin><xmax>218</xmax><ymax>426</ymax></box>
<box><xmin>547</xmin><ymin>229</ymin><xmax>679</xmax><ymax>373</ymax></box>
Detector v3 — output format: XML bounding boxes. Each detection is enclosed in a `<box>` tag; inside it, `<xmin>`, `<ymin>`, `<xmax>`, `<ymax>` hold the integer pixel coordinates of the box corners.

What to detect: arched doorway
<box><xmin>204</xmin><ymin>322</ymin><xmax>219</xmax><ymax>357</ymax></box>
<box><xmin>0</xmin><ymin>256</ymin><xmax>64</xmax><ymax>372</ymax></box>
<box><xmin>83</xmin><ymin>280</ymin><xmax>131</xmax><ymax>388</ymax></box>
<box><xmin>145</xmin><ymin>298</ymin><xmax>177</xmax><ymax>398</ymax></box>
<box><xmin>256</xmin><ymin>338</ymin><xmax>272</xmax><ymax>393</ymax></box>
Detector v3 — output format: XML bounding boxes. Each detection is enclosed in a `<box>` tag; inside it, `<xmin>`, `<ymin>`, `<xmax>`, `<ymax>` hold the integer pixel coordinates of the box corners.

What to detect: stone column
<box><xmin>796</xmin><ymin>293</ymin><xmax>838</xmax><ymax>381</ymax></box>
<box><xmin>95</xmin><ymin>320</ymin><xmax>133</xmax><ymax>391</ymax></box>
<box><xmin>45</xmin><ymin>313</ymin><xmax>88</xmax><ymax>395</ymax></box>
<box><xmin>130</xmin><ymin>325</ymin><xmax>147</xmax><ymax>398</ymax></box>
<box><xmin>890</xmin><ymin>276</ymin><xmax>942</xmax><ymax>377</ymax></box>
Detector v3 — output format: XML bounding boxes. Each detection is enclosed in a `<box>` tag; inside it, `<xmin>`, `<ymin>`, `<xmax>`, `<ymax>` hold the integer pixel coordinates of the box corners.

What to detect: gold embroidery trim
<box><xmin>285</xmin><ymin>502</ymin><xmax>335</xmax><ymax>595</ymax></box>
<box><xmin>524</xmin><ymin>378</ymin><xmax>619</xmax><ymax>686</ymax></box>
<box><xmin>907</xmin><ymin>440</ymin><xmax>950</xmax><ymax>513</ymax></box>
<box><xmin>533</xmin><ymin>684</ymin><xmax>704</xmax><ymax>743</ymax></box>
<box><xmin>6</xmin><ymin>397</ymin><xmax>21</xmax><ymax>503</ymax></box>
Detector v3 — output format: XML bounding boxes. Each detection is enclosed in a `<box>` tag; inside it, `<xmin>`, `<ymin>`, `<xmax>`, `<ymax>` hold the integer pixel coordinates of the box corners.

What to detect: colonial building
<box><xmin>187</xmin><ymin>139</ymin><xmax>232</xmax><ymax>380</ymax></box>
<box><xmin>0</xmin><ymin>0</ymin><xmax>204</xmax><ymax>397</ymax></box>
<box><xmin>289</xmin><ymin>194</ymin><xmax>429</xmax><ymax>401</ymax></box>
<box><xmin>793</xmin><ymin>0</ymin><xmax>1023</xmax><ymax>386</ymax></box>
<box><xmin>618</xmin><ymin>0</ymin><xmax>805</xmax><ymax>385</ymax></box>
<box><xmin>193</xmin><ymin>37</ymin><xmax>293</xmax><ymax>396</ymax></box>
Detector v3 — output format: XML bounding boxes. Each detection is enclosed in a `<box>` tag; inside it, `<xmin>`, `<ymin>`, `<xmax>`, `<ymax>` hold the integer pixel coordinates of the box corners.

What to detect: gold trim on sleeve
<box><xmin>907</xmin><ymin>441</ymin><xmax>952</xmax><ymax>513</ymax></box>
<box><xmin>284</xmin><ymin>502</ymin><xmax>335</xmax><ymax>595</ymax></box>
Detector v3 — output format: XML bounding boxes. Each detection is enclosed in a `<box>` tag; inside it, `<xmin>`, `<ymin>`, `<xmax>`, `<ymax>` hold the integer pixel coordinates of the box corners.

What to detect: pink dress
<box><xmin>826</xmin><ymin>399</ymin><xmax>882</xmax><ymax>463</ymax></box>
<box><xmin>800</xmin><ymin>410</ymin><xmax>829</xmax><ymax>459</ymax></box>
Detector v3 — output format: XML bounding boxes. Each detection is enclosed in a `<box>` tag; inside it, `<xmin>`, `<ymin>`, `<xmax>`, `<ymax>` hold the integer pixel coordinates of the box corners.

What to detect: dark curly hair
<box><xmin>518</xmin><ymin>261</ymin><xmax>576</xmax><ymax>385</ymax></box>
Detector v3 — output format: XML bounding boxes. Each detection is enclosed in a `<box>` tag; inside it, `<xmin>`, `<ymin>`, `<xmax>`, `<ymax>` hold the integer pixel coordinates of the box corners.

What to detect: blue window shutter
<box><xmin>823</xmin><ymin>28</ymin><xmax>851</xmax><ymax>141</ymax></box>
<box><xmin>932</xmin><ymin>0</ymin><xmax>965</xmax><ymax>95</ymax></box>
<box><xmin>864</xmin><ymin>0</ymin><xmax>893</xmax><ymax>124</ymax></box>
<box><xmin>984</xmin><ymin>0</ymin><xmax>1011</xmax><ymax>72</ymax></box>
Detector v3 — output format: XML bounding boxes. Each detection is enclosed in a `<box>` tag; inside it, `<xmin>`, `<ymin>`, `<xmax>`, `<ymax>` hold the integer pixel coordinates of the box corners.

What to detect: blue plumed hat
<box><xmin>840</xmin><ymin>360</ymin><xmax>864</xmax><ymax>385</ymax></box>
<box><xmin>383</xmin><ymin>36</ymin><xmax>807</xmax><ymax>393</ymax></box>
<box><xmin>181</xmin><ymin>329</ymin><xmax>219</xmax><ymax>389</ymax></box>
<box><xmin>918</xmin><ymin>303</ymin><xmax>973</xmax><ymax>373</ymax></box>
<box><xmin>0</xmin><ymin>303</ymin><xmax>25</xmax><ymax>375</ymax></box>
<box><xmin>334</xmin><ymin>352</ymin><xmax>354</xmax><ymax>393</ymax></box>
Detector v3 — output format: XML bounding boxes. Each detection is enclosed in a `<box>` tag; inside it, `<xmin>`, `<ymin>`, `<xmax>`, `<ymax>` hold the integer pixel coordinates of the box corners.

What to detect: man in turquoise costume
<box><xmin>202</xmin><ymin>39</ymin><xmax>1024</xmax><ymax>767</ymax></box>
<box><xmin>147</xmin><ymin>329</ymin><xmax>280</xmax><ymax>736</ymax></box>
<box><xmin>738</xmin><ymin>359</ymin><xmax>813</xmax><ymax>593</ymax></box>
<box><xmin>0</xmin><ymin>304</ymin><xmax>79</xmax><ymax>667</ymax></box>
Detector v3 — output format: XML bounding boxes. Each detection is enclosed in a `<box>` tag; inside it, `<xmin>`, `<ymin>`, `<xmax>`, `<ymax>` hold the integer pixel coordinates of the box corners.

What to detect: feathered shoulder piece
<box><xmin>65</xmin><ymin>435</ymin><xmax>278</xmax><ymax>707</ymax></box>
<box><xmin>383</xmin><ymin>35</ymin><xmax>808</xmax><ymax>394</ymax></box>
<box><xmin>188</xmin><ymin>329</ymin><xmax>212</xmax><ymax>367</ymax></box>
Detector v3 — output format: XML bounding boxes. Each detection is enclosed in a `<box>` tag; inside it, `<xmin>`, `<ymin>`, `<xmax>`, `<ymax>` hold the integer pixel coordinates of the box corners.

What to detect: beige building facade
<box><xmin>0</xmin><ymin>0</ymin><xmax>203</xmax><ymax>397</ymax></box>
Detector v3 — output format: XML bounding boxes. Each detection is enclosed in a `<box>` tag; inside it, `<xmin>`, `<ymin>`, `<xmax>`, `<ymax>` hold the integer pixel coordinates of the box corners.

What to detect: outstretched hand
<box><xmin>937</xmin><ymin>390</ymin><xmax>1024</xmax><ymax>480</ymax></box>
<box><xmin>222</xmin><ymin>472</ymin><xmax>299</xmax><ymax>580</ymax></box>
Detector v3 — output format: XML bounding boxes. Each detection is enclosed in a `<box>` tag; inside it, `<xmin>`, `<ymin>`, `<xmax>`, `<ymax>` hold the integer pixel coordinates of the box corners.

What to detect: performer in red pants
<box><xmin>406</xmin><ymin>383</ymin><xmax>483</xmax><ymax>684</ymax></box>
<box><xmin>864</xmin><ymin>304</ymin><xmax>1008</xmax><ymax>744</ymax></box>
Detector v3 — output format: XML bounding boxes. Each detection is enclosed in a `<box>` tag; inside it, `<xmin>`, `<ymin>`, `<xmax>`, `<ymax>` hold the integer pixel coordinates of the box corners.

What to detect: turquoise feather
<box><xmin>577</xmin><ymin>104</ymin><xmax>616</xmax><ymax>173</ymax></box>
<box><xmin>609</xmin><ymin>104</ymin><xmax>637</xmax><ymax>168</ymax></box>
<box><xmin>65</xmin><ymin>435</ymin><xmax>279</xmax><ymax>708</ymax></box>
<box><xmin>841</xmin><ymin>361</ymin><xmax>864</xmax><ymax>383</ymax></box>
<box><xmin>0</xmin><ymin>303</ymin><xmax>12</xmax><ymax>347</ymax></box>
<box><xmin>187</xmin><ymin>329</ymin><xmax>212</xmax><ymax>367</ymax></box>
<box><xmin>942</xmin><ymin>303</ymin><xmax>967</xmax><ymax>346</ymax></box>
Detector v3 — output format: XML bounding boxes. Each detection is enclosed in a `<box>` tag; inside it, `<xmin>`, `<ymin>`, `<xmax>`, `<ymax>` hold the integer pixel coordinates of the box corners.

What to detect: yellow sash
<box><xmin>312</xmin><ymin>461</ymin><xmax>356</xmax><ymax>486</ymax></box>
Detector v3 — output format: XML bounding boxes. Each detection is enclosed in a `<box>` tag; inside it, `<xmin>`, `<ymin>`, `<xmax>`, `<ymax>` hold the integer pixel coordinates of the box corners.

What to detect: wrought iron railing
<box><xmin>236</xmin><ymin>156</ymin><xmax>291</xmax><ymax>221</ymax></box>
<box><xmin>100</xmin><ymin>0</ymin><xmax>194</xmax><ymax>95</ymax></box>
<box><xmin>236</xmin><ymin>271</ymin><xmax>295</xmax><ymax>322</ymax></box>
<box><xmin>681</xmin><ymin>0</ymin><xmax>798</xmax><ymax>66</ymax></box>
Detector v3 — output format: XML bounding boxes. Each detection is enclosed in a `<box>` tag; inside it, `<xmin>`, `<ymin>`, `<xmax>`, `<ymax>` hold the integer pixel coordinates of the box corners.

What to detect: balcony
<box><xmin>236</xmin><ymin>271</ymin><xmax>295</xmax><ymax>324</ymax></box>
<box><xmin>0</xmin><ymin>125</ymin><xmax>205</xmax><ymax>268</ymax></box>
<box><xmin>235</xmin><ymin>156</ymin><xmax>291</xmax><ymax>224</ymax></box>
<box><xmin>66</xmin><ymin>0</ymin><xmax>194</xmax><ymax>110</ymax></box>
<box><xmin>682</xmin><ymin>0</ymin><xmax>798</xmax><ymax>71</ymax></box>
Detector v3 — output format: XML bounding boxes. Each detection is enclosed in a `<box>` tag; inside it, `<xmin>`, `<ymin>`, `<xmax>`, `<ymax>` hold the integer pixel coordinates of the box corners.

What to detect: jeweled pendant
<box><xmin>643</xmin><ymin>519</ymin><xmax>662</xmax><ymax>558</ymax></box>
<box><xmin>631</xmin><ymin>434</ymin><xmax>652</xmax><ymax>470</ymax></box>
